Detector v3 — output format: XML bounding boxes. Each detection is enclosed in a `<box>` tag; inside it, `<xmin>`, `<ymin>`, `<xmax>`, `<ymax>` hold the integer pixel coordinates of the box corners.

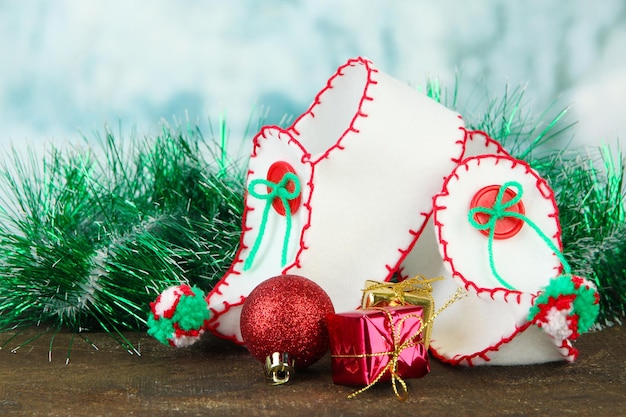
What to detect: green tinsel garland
<box><xmin>0</xmin><ymin>121</ymin><xmax>246</xmax><ymax>353</ymax></box>
<box><xmin>0</xmin><ymin>84</ymin><xmax>623</xmax><ymax>357</ymax></box>
<box><xmin>539</xmin><ymin>148</ymin><xmax>625</xmax><ymax>325</ymax></box>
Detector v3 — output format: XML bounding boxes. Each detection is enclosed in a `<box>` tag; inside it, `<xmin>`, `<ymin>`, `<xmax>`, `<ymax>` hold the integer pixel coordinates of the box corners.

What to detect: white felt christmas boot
<box><xmin>206</xmin><ymin>57</ymin><xmax>467</xmax><ymax>343</ymax></box>
<box><xmin>401</xmin><ymin>142</ymin><xmax>599</xmax><ymax>365</ymax></box>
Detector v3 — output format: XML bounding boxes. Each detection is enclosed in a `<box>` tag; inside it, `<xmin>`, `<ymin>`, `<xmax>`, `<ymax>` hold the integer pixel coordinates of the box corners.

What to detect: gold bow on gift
<box><xmin>362</xmin><ymin>275</ymin><xmax>444</xmax><ymax>349</ymax></box>
<box><xmin>332</xmin><ymin>308</ymin><xmax>425</xmax><ymax>401</ymax></box>
<box><xmin>336</xmin><ymin>286</ymin><xmax>465</xmax><ymax>401</ymax></box>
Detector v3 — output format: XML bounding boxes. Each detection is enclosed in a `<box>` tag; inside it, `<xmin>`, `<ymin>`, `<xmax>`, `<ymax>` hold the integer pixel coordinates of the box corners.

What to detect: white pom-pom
<box><xmin>542</xmin><ymin>306</ymin><xmax>575</xmax><ymax>340</ymax></box>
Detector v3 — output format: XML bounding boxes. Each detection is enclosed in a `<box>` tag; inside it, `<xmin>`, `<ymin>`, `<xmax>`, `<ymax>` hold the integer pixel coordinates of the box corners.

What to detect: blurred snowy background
<box><xmin>2</xmin><ymin>0</ymin><xmax>625</xmax><ymax>154</ymax></box>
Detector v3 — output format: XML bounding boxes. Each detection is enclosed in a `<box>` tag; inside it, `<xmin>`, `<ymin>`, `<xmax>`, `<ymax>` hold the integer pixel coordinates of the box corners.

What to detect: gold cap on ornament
<box><xmin>264</xmin><ymin>352</ymin><xmax>295</xmax><ymax>385</ymax></box>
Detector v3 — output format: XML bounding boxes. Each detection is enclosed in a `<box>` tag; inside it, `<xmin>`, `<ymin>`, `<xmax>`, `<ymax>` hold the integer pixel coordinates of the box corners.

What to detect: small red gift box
<box><xmin>327</xmin><ymin>305</ymin><xmax>430</xmax><ymax>387</ymax></box>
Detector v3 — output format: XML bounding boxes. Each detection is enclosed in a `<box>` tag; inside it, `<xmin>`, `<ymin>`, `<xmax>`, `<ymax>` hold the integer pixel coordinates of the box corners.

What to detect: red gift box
<box><xmin>327</xmin><ymin>305</ymin><xmax>430</xmax><ymax>388</ymax></box>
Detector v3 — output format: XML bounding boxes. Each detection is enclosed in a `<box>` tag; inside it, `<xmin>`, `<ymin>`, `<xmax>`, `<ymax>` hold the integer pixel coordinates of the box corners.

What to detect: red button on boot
<box><xmin>266</xmin><ymin>161</ymin><xmax>301</xmax><ymax>216</ymax></box>
<box><xmin>470</xmin><ymin>185</ymin><xmax>525</xmax><ymax>239</ymax></box>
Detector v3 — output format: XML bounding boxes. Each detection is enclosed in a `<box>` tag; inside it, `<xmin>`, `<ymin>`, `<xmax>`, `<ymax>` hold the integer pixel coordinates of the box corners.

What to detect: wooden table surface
<box><xmin>1</xmin><ymin>324</ymin><xmax>624</xmax><ymax>417</ymax></box>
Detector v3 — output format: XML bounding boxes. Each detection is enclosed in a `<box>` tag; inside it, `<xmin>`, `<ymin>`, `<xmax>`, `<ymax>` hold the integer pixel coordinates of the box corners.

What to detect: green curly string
<box><xmin>244</xmin><ymin>172</ymin><xmax>301</xmax><ymax>270</ymax></box>
<box><xmin>468</xmin><ymin>181</ymin><xmax>571</xmax><ymax>290</ymax></box>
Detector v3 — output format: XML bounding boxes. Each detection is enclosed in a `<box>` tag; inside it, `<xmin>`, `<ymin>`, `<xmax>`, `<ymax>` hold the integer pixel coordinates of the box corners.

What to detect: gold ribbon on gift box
<box><xmin>336</xmin><ymin>286</ymin><xmax>465</xmax><ymax>401</ymax></box>
<box><xmin>361</xmin><ymin>275</ymin><xmax>444</xmax><ymax>349</ymax></box>
<box><xmin>333</xmin><ymin>307</ymin><xmax>425</xmax><ymax>402</ymax></box>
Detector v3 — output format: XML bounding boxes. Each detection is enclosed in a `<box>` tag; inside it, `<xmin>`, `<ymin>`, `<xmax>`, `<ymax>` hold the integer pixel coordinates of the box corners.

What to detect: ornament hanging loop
<box><xmin>264</xmin><ymin>352</ymin><xmax>296</xmax><ymax>385</ymax></box>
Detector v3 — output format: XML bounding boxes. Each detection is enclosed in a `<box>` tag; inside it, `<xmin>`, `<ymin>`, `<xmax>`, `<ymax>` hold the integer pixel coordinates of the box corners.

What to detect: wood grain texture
<box><xmin>1</xmin><ymin>325</ymin><xmax>624</xmax><ymax>416</ymax></box>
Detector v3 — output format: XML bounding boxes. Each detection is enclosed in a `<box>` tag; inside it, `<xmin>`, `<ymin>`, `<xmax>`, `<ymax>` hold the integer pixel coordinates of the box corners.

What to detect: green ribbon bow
<box><xmin>244</xmin><ymin>172</ymin><xmax>301</xmax><ymax>271</ymax></box>
<box><xmin>467</xmin><ymin>181</ymin><xmax>570</xmax><ymax>290</ymax></box>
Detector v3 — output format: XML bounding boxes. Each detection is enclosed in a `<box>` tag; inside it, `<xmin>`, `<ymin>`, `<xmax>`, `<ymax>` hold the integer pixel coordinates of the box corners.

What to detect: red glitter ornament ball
<box><xmin>240</xmin><ymin>274</ymin><xmax>335</xmax><ymax>369</ymax></box>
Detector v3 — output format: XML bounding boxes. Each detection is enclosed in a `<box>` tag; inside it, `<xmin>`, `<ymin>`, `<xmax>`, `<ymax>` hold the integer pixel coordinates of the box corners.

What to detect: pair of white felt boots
<box><xmin>206</xmin><ymin>57</ymin><xmax>597</xmax><ymax>366</ymax></box>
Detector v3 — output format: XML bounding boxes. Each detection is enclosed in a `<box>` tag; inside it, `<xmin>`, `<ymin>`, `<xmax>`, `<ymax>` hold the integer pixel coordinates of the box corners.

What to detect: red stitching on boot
<box><xmin>208</xmin><ymin>57</ymin><xmax>469</xmax><ymax>342</ymax></box>
<box><xmin>428</xmin><ymin>154</ymin><xmax>573</xmax><ymax>366</ymax></box>
<box><xmin>430</xmin><ymin>321</ymin><xmax>533</xmax><ymax>367</ymax></box>
<box><xmin>434</xmin><ymin>155</ymin><xmax>564</xmax><ymax>297</ymax></box>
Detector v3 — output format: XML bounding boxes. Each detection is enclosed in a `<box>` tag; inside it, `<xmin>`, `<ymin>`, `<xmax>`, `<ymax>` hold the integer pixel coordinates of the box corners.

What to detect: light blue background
<box><xmin>3</xmin><ymin>1</ymin><xmax>625</xmax><ymax>152</ymax></box>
